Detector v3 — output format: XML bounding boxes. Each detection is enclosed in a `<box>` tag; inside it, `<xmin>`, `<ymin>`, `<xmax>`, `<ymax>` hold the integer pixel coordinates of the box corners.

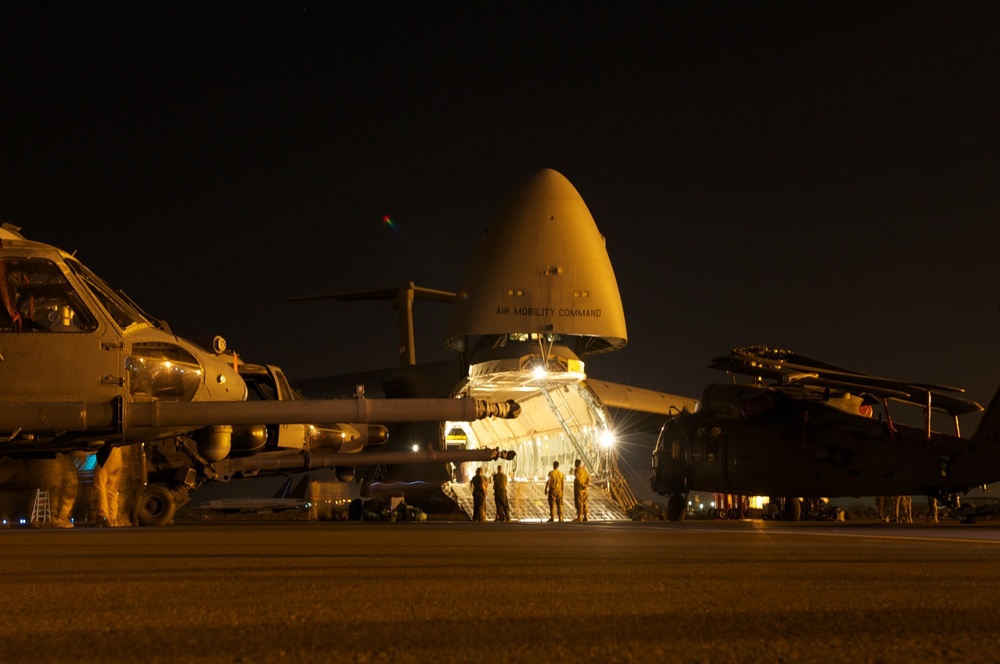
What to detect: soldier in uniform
<box><xmin>572</xmin><ymin>459</ymin><xmax>590</xmax><ymax>522</ymax></box>
<box><xmin>926</xmin><ymin>495</ymin><xmax>939</xmax><ymax>523</ymax></box>
<box><xmin>470</xmin><ymin>467</ymin><xmax>488</xmax><ymax>522</ymax></box>
<box><xmin>50</xmin><ymin>455</ymin><xmax>79</xmax><ymax>528</ymax></box>
<box><xmin>544</xmin><ymin>460</ymin><xmax>564</xmax><ymax>522</ymax></box>
<box><xmin>900</xmin><ymin>495</ymin><xmax>913</xmax><ymax>523</ymax></box>
<box><xmin>889</xmin><ymin>496</ymin><xmax>903</xmax><ymax>523</ymax></box>
<box><xmin>493</xmin><ymin>465</ymin><xmax>510</xmax><ymax>522</ymax></box>
<box><xmin>93</xmin><ymin>446</ymin><xmax>124</xmax><ymax>527</ymax></box>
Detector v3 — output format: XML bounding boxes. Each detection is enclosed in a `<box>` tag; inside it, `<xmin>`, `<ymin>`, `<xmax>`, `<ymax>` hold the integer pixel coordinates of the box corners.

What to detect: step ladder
<box><xmin>30</xmin><ymin>488</ymin><xmax>52</xmax><ymax>525</ymax></box>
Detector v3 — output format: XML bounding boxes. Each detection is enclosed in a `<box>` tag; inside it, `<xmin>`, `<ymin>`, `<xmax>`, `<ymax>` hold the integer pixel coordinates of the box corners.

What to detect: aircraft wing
<box><xmin>285</xmin><ymin>283</ymin><xmax>456</xmax><ymax>304</ymax></box>
<box><xmin>587</xmin><ymin>379</ymin><xmax>699</xmax><ymax>433</ymax></box>
<box><xmin>588</xmin><ymin>380</ymin><xmax>698</xmax><ymax>415</ymax></box>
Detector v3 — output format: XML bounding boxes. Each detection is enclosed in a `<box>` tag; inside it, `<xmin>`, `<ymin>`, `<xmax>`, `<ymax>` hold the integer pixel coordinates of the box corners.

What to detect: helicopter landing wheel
<box><xmin>136</xmin><ymin>484</ymin><xmax>177</xmax><ymax>527</ymax></box>
<box><xmin>782</xmin><ymin>497</ymin><xmax>802</xmax><ymax>522</ymax></box>
<box><xmin>666</xmin><ymin>493</ymin><xmax>687</xmax><ymax>522</ymax></box>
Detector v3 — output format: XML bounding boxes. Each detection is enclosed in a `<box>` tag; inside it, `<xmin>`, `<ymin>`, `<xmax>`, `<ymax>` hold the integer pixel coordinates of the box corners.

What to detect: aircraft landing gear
<box><xmin>666</xmin><ymin>493</ymin><xmax>687</xmax><ymax>522</ymax></box>
<box><xmin>782</xmin><ymin>497</ymin><xmax>802</xmax><ymax>522</ymax></box>
<box><xmin>136</xmin><ymin>483</ymin><xmax>178</xmax><ymax>527</ymax></box>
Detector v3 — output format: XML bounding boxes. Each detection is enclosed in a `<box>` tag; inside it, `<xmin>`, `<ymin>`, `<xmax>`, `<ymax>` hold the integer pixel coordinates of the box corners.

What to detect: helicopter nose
<box><xmin>196</xmin><ymin>349</ymin><xmax>246</xmax><ymax>401</ymax></box>
<box><xmin>125</xmin><ymin>339</ymin><xmax>248</xmax><ymax>402</ymax></box>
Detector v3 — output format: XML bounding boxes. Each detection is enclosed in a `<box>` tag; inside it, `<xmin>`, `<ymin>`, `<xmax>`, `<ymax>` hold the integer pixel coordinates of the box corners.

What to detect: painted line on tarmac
<box><xmin>764</xmin><ymin>526</ymin><xmax>1000</xmax><ymax>546</ymax></box>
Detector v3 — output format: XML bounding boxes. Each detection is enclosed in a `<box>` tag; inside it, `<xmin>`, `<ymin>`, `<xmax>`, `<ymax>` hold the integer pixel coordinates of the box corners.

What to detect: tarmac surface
<box><xmin>3</xmin><ymin>519</ymin><xmax>1000</xmax><ymax>663</ymax></box>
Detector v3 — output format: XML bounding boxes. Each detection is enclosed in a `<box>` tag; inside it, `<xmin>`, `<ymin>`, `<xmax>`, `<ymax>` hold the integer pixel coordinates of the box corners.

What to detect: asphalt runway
<box><xmin>3</xmin><ymin>520</ymin><xmax>1000</xmax><ymax>663</ymax></box>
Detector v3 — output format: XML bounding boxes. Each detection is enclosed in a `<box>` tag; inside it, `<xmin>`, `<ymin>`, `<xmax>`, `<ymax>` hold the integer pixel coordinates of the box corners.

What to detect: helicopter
<box><xmin>651</xmin><ymin>345</ymin><xmax>999</xmax><ymax>522</ymax></box>
<box><xmin>0</xmin><ymin>223</ymin><xmax>518</xmax><ymax>525</ymax></box>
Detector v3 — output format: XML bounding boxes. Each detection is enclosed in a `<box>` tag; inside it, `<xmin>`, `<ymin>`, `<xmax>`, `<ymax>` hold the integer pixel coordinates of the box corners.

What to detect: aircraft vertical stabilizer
<box><xmin>272</xmin><ymin>477</ymin><xmax>294</xmax><ymax>499</ymax></box>
<box><xmin>287</xmin><ymin>475</ymin><xmax>311</xmax><ymax>500</ymax></box>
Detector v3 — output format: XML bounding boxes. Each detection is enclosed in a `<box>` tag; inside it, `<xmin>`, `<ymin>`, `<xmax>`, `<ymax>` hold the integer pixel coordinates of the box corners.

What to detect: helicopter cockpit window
<box><xmin>126</xmin><ymin>343</ymin><xmax>203</xmax><ymax>401</ymax></box>
<box><xmin>244</xmin><ymin>375</ymin><xmax>278</xmax><ymax>401</ymax></box>
<box><xmin>0</xmin><ymin>257</ymin><xmax>98</xmax><ymax>332</ymax></box>
<box><xmin>64</xmin><ymin>257</ymin><xmax>149</xmax><ymax>330</ymax></box>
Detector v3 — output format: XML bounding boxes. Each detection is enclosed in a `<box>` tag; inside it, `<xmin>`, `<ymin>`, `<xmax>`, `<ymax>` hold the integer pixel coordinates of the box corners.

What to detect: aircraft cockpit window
<box><xmin>126</xmin><ymin>343</ymin><xmax>203</xmax><ymax>401</ymax></box>
<box><xmin>64</xmin><ymin>257</ymin><xmax>149</xmax><ymax>330</ymax></box>
<box><xmin>0</xmin><ymin>257</ymin><xmax>98</xmax><ymax>332</ymax></box>
<box><xmin>500</xmin><ymin>333</ymin><xmax>563</xmax><ymax>344</ymax></box>
<box><xmin>271</xmin><ymin>368</ymin><xmax>300</xmax><ymax>401</ymax></box>
<box><xmin>244</xmin><ymin>376</ymin><xmax>278</xmax><ymax>401</ymax></box>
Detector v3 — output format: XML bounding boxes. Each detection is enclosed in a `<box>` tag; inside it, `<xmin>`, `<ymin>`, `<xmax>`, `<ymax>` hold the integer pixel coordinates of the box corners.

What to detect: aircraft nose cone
<box><xmin>445</xmin><ymin>168</ymin><xmax>627</xmax><ymax>354</ymax></box>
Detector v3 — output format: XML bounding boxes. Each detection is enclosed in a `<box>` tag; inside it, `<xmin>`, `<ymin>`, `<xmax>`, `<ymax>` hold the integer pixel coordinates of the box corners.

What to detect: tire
<box><xmin>666</xmin><ymin>494</ymin><xmax>687</xmax><ymax>522</ymax></box>
<box><xmin>348</xmin><ymin>498</ymin><xmax>364</xmax><ymax>521</ymax></box>
<box><xmin>728</xmin><ymin>508</ymin><xmax>743</xmax><ymax>521</ymax></box>
<box><xmin>783</xmin><ymin>497</ymin><xmax>802</xmax><ymax>522</ymax></box>
<box><xmin>136</xmin><ymin>484</ymin><xmax>177</xmax><ymax>527</ymax></box>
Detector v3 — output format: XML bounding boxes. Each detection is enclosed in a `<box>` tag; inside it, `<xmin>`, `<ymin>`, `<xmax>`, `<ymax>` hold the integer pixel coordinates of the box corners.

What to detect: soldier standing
<box><xmin>572</xmin><ymin>459</ymin><xmax>590</xmax><ymax>522</ymax></box>
<box><xmin>470</xmin><ymin>467</ymin><xmax>488</xmax><ymax>522</ymax></box>
<box><xmin>93</xmin><ymin>446</ymin><xmax>124</xmax><ymax>527</ymax></box>
<box><xmin>545</xmin><ymin>460</ymin><xmax>564</xmax><ymax>522</ymax></box>
<box><xmin>900</xmin><ymin>495</ymin><xmax>913</xmax><ymax>523</ymax></box>
<box><xmin>927</xmin><ymin>495</ymin><xmax>939</xmax><ymax>523</ymax></box>
<box><xmin>891</xmin><ymin>495</ymin><xmax>902</xmax><ymax>522</ymax></box>
<box><xmin>493</xmin><ymin>465</ymin><xmax>510</xmax><ymax>522</ymax></box>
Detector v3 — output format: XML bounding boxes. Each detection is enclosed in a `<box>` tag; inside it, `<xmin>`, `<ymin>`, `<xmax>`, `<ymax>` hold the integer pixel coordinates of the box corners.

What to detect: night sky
<box><xmin>4</xmin><ymin>3</ymin><xmax>999</xmax><ymax>429</ymax></box>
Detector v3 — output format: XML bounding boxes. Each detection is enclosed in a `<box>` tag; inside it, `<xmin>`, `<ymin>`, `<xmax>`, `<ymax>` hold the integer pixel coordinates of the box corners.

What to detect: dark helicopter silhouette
<box><xmin>651</xmin><ymin>345</ymin><xmax>997</xmax><ymax>521</ymax></box>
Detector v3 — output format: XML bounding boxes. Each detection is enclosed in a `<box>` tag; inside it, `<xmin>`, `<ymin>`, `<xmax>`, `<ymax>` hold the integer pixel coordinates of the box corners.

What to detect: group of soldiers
<box><xmin>469</xmin><ymin>458</ymin><xmax>591</xmax><ymax>523</ymax></box>
<box><xmin>876</xmin><ymin>495</ymin><xmax>941</xmax><ymax>523</ymax></box>
<box><xmin>876</xmin><ymin>495</ymin><xmax>913</xmax><ymax>523</ymax></box>
<box><xmin>6</xmin><ymin>447</ymin><xmax>130</xmax><ymax>528</ymax></box>
<box><xmin>470</xmin><ymin>465</ymin><xmax>510</xmax><ymax>522</ymax></box>
<box><xmin>544</xmin><ymin>459</ymin><xmax>590</xmax><ymax>522</ymax></box>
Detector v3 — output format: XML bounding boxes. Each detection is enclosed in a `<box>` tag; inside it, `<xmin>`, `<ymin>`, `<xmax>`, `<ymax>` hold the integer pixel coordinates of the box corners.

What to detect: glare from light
<box><xmin>599</xmin><ymin>429</ymin><xmax>615</xmax><ymax>448</ymax></box>
<box><xmin>411</xmin><ymin>444</ymin><xmax>419</xmax><ymax>453</ymax></box>
<box><xmin>532</xmin><ymin>365</ymin><xmax>547</xmax><ymax>380</ymax></box>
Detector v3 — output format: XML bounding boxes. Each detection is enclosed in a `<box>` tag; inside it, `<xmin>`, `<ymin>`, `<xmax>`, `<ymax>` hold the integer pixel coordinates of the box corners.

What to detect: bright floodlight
<box><xmin>599</xmin><ymin>429</ymin><xmax>615</xmax><ymax>448</ymax></box>
<box><xmin>532</xmin><ymin>365</ymin><xmax>547</xmax><ymax>380</ymax></box>
<box><xmin>411</xmin><ymin>444</ymin><xmax>420</xmax><ymax>453</ymax></box>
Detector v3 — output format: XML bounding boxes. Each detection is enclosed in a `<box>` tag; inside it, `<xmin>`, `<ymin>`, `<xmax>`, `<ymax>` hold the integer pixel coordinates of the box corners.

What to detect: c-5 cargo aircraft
<box><xmin>650</xmin><ymin>346</ymin><xmax>998</xmax><ymax>521</ymax></box>
<box><xmin>0</xmin><ymin>224</ymin><xmax>519</xmax><ymax>525</ymax></box>
<box><xmin>289</xmin><ymin>169</ymin><xmax>697</xmax><ymax>513</ymax></box>
<box><xmin>195</xmin><ymin>474</ymin><xmax>312</xmax><ymax>513</ymax></box>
